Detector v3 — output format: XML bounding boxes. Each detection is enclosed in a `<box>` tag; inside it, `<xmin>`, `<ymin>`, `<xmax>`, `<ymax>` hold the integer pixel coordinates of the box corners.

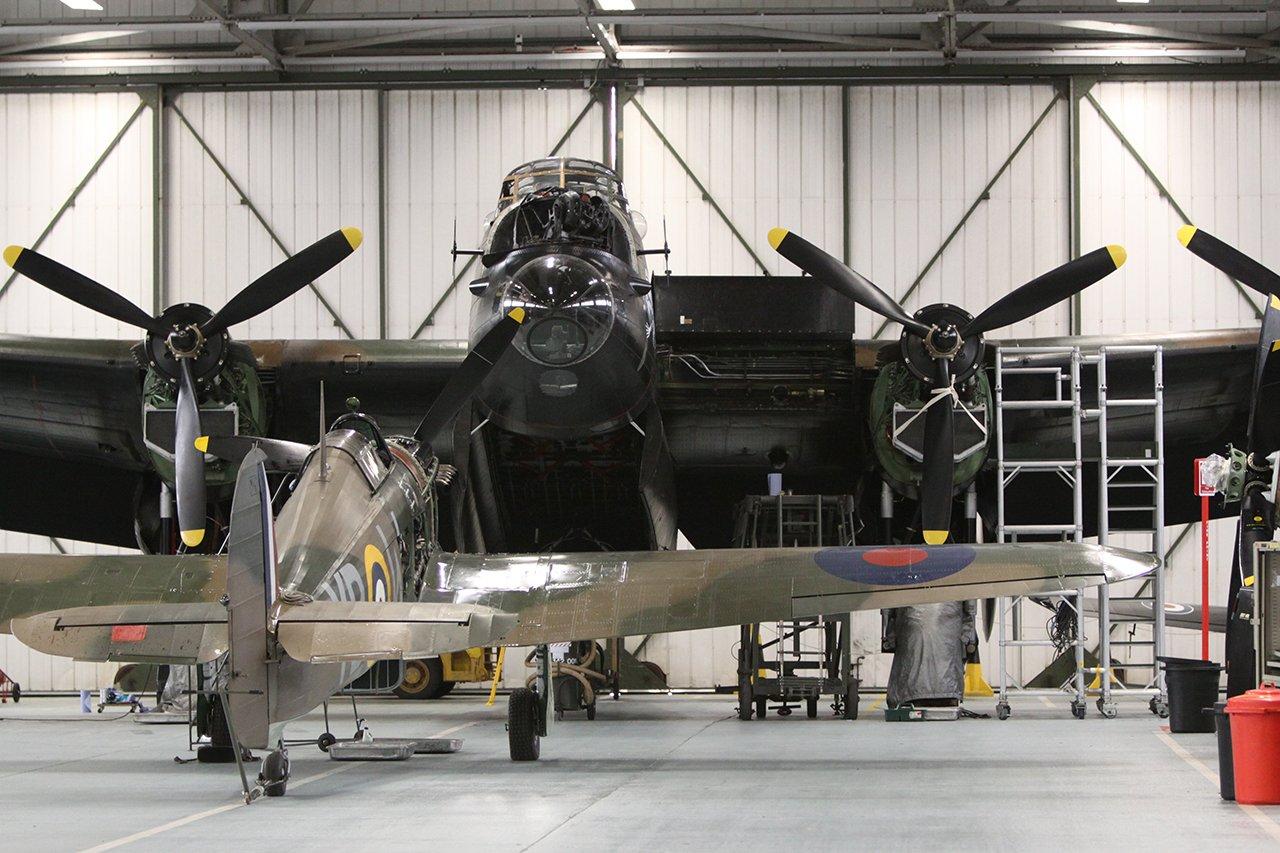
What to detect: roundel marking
<box><xmin>814</xmin><ymin>545</ymin><xmax>977</xmax><ymax>586</ymax></box>
<box><xmin>1163</xmin><ymin>602</ymin><xmax>1194</xmax><ymax>615</ymax></box>
<box><xmin>364</xmin><ymin>543</ymin><xmax>391</xmax><ymax>602</ymax></box>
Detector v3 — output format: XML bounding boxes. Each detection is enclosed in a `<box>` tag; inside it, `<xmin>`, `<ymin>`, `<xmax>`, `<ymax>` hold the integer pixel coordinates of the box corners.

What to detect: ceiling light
<box><xmin>595</xmin><ymin>0</ymin><xmax>636</xmax><ymax>10</ymax></box>
<box><xmin>1115</xmin><ymin>0</ymin><xmax>1151</xmax><ymax>4</ymax></box>
<box><xmin>59</xmin><ymin>0</ymin><xmax>105</xmax><ymax>9</ymax></box>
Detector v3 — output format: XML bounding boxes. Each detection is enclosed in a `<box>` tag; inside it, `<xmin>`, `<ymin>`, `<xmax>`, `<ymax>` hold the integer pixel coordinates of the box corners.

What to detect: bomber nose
<box><xmin>499</xmin><ymin>253</ymin><xmax>617</xmax><ymax>367</ymax></box>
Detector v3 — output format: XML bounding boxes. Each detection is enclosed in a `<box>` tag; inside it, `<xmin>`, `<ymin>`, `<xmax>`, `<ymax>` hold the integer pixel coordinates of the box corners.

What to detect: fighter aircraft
<box><xmin>0</xmin><ymin>321</ymin><xmax>1156</xmax><ymax>798</ymax></box>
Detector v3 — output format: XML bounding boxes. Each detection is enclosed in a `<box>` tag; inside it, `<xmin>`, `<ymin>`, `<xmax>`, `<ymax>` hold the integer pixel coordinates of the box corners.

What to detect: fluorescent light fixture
<box><xmin>1115</xmin><ymin>0</ymin><xmax>1151</xmax><ymax>4</ymax></box>
<box><xmin>595</xmin><ymin>0</ymin><xmax>636</xmax><ymax>10</ymax></box>
<box><xmin>59</xmin><ymin>0</ymin><xmax>105</xmax><ymax>9</ymax></box>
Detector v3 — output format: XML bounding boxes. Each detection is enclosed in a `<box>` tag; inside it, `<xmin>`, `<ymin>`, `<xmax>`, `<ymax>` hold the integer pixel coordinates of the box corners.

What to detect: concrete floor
<box><xmin>2</xmin><ymin>692</ymin><xmax>1277</xmax><ymax>851</ymax></box>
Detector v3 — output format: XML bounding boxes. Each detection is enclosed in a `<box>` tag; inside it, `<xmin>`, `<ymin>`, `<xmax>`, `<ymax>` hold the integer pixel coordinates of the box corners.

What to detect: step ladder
<box><xmin>993</xmin><ymin>345</ymin><xmax>1089</xmax><ymax>719</ymax></box>
<box><xmin>1089</xmin><ymin>345</ymin><xmax>1167</xmax><ymax>715</ymax></box>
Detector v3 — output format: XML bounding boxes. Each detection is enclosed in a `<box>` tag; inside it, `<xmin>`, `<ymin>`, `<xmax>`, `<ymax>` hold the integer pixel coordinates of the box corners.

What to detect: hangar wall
<box><xmin>1</xmin><ymin>80</ymin><xmax>1275</xmax><ymax>691</ymax></box>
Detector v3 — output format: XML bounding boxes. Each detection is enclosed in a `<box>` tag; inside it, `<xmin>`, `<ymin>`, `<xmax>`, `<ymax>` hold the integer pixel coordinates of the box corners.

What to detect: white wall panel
<box><xmin>385</xmin><ymin>88</ymin><xmax>600</xmax><ymax>340</ymax></box>
<box><xmin>168</xmin><ymin>90</ymin><xmax>381</xmax><ymax>340</ymax></box>
<box><xmin>849</xmin><ymin>84</ymin><xmax>1068</xmax><ymax>340</ymax></box>
<box><xmin>1080</xmin><ymin>81</ymin><xmax>1280</xmax><ymax>334</ymax></box>
<box><xmin>0</xmin><ymin>91</ymin><xmax>152</xmax><ymax>337</ymax></box>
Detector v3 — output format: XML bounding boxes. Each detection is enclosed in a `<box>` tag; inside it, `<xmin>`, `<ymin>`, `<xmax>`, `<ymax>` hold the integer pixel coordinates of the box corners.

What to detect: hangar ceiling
<box><xmin>0</xmin><ymin>1</ymin><xmax>1277</xmax><ymax>80</ymax></box>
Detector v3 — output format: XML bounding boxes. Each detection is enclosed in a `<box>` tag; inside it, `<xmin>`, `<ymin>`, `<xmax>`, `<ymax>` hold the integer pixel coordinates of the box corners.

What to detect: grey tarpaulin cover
<box><xmin>885</xmin><ymin>601</ymin><xmax>976</xmax><ymax>708</ymax></box>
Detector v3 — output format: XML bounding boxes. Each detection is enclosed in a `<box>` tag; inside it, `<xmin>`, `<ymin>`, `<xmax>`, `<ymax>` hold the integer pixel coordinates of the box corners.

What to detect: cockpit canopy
<box><xmin>481</xmin><ymin>158</ymin><xmax>647</xmax><ymax>270</ymax></box>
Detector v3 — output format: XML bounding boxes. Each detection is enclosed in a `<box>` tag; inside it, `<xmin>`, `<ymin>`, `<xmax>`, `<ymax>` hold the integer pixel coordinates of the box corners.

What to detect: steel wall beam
<box><xmin>409</xmin><ymin>92</ymin><xmax>599</xmax><ymax>338</ymax></box>
<box><xmin>1082</xmin><ymin>90</ymin><xmax>1264</xmax><ymax>320</ymax></box>
<box><xmin>1068</xmin><ymin>77</ymin><xmax>1090</xmax><ymax>334</ymax></box>
<box><xmin>170</xmin><ymin>99</ymin><xmax>358</xmax><ymax>338</ymax></box>
<box><xmin>871</xmin><ymin>90</ymin><xmax>1063</xmax><ymax>339</ymax></box>
<box><xmin>144</xmin><ymin>84</ymin><xmax>167</xmax><ymax>313</ymax></box>
<box><xmin>377</xmin><ymin>88</ymin><xmax>389</xmax><ymax>339</ymax></box>
<box><xmin>629</xmin><ymin>96</ymin><xmax>771</xmax><ymax>276</ymax></box>
<box><xmin>841</xmin><ymin>84</ymin><xmax>851</xmax><ymax>267</ymax></box>
<box><xmin>0</xmin><ymin>99</ymin><xmax>148</xmax><ymax>305</ymax></box>
<box><xmin>1</xmin><ymin>64</ymin><xmax>1279</xmax><ymax>93</ymax></box>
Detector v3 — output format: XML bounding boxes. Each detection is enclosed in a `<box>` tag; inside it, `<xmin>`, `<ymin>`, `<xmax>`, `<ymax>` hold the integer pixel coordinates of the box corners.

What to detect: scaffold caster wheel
<box><xmin>1071</xmin><ymin>700</ymin><xmax>1086</xmax><ymax>720</ymax></box>
<box><xmin>1097</xmin><ymin>699</ymin><xmax>1118</xmax><ymax>719</ymax></box>
<box><xmin>777</xmin><ymin>705</ymin><xmax>792</xmax><ymax>717</ymax></box>
<box><xmin>996</xmin><ymin>702</ymin><xmax>1011</xmax><ymax>721</ymax></box>
<box><xmin>1150</xmin><ymin>696</ymin><xmax>1169</xmax><ymax>718</ymax></box>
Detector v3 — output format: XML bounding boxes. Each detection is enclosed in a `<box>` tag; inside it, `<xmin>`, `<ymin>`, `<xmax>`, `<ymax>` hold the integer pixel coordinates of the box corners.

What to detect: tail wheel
<box><xmin>508</xmin><ymin>688</ymin><xmax>541</xmax><ymax>761</ymax></box>
<box><xmin>395</xmin><ymin>657</ymin><xmax>445</xmax><ymax>700</ymax></box>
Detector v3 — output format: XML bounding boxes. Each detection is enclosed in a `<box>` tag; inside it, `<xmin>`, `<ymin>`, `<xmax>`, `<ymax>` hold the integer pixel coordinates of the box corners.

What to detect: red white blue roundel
<box><xmin>814</xmin><ymin>546</ymin><xmax>977</xmax><ymax>586</ymax></box>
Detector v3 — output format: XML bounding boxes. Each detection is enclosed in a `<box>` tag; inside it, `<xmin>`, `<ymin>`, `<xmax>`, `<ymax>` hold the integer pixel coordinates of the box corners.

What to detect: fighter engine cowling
<box><xmin>470</xmin><ymin>244</ymin><xmax>654</xmax><ymax>438</ymax></box>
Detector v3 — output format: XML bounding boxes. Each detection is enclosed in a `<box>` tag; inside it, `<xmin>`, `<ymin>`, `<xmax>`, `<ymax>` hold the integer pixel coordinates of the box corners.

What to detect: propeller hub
<box><xmin>924</xmin><ymin>324</ymin><xmax>962</xmax><ymax>360</ymax></box>
<box><xmin>142</xmin><ymin>303</ymin><xmax>229</xmax><ymax>386</ymax></box>
<box><xmin>901</xmin><ymin>303</ymin><xmax>984</xmax><ymax>384</ymax></box>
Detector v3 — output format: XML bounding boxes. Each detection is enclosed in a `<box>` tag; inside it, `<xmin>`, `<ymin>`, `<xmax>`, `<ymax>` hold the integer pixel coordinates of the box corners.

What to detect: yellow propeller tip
<box><xmin>1176</xmin><ymin>225</ymin><xmax>1197</xmax><ymax>248</ymax></box>
<box><xmin>923</xmin><ymin>530</ymin><xmax>949</xmax><ymax>545</ymax></box>
<box><xmin>193</xmin><ymin>436</ymin><xmax>209</xmax><ymax>453</ymax></box>
<box><xmin>3</xmin><ymin>245</ymin><xmax>22</xmax><ymax>268</ymax></box>
<box><xmin>1106</xmin><ymin>245</ymin><xmax>1127</xmax><ymax>269</ymax></box>
<box><xmin>767</xmin><ymin>227</ymin><xmax>789</xmax><ymax>251</ymax></box>
<box><xmin>341</xmin><ymin>227</ymin><xmax>363</xmax><ymax>250</ymax></box>
<box><xmin>181</xmin><ymin>529</ymin><xmax>205</xmax><ymax>548</ymax></box>
<box><xmin>507</xmin><ymin>307</ymin><xmax>526</xmax><ymax>324</ymax></box>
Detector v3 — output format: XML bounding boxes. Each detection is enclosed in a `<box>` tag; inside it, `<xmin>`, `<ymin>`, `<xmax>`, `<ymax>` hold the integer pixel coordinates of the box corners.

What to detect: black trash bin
<box><xmin>1160</xmin><ymin>656</ymin><xmax>1222</xmax><ymax>733</ymax></box>
<box><xmin>1211</xmin><ymin>701</ymin><xmax>1235</xmax><ymax>800</ymax></box>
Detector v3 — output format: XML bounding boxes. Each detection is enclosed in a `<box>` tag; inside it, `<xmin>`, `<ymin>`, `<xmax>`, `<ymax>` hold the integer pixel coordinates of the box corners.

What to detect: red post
<box><xmin>1201</xmin><ymin>493</ymin><xmax>1211</xmax><ymax>661</ymax></box>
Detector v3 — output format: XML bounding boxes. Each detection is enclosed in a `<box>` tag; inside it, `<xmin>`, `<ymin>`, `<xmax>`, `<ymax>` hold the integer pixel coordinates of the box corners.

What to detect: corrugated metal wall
<box><xmin>1</xmin><ymin>81</ymin><xmax>1276</xmax><ymax>691</ymax></box>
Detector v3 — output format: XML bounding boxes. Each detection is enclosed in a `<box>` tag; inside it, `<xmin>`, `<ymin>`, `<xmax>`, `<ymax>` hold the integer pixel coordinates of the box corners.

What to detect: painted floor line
<box><xmin>79</xmin><ymin>720</ymin><xmax>479</xmax><ymax>852</ymax></box>
<box><xmin>1155</xmin><ymin>729</ymin><xmax>1280</xmax><ymax>844</ymax></box>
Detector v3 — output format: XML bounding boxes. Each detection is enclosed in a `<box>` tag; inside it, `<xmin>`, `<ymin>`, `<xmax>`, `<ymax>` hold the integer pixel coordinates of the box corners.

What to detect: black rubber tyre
<box><xmin>806</xmin><ymin>697</ymin><xmax>818</xmax><ymax>719</ymax></box>
<box><xmin>1071</xmin><ymin>701</ymin><xmax>1086</xmax><ymax>720</ymax></box>
<box><xmin>755</xmin><ymin>697</ymin><xmax>767</xmax><ymax>719</ymax></box>
<box><xmin>843</xmin><ymin>688</ymin><xmax>859</xmax><ymax>721</ymax></box>
<box><xmin>778</xmin><ymin>706</ymin><xmax>792</xmax><ymax>717</ymax></box>
<box><xmin>197</xmin><ymin>745</ymin><xmax>237</xmax><ymax>763</ymax></box>
<box><xmin>261</xmin><ymin>749</ymin><xmax>289</xmax><ymax>798</ymax></box>
<box><xmin>395</xmin><ymin>657</ymin><xmax>445</xmax><ymax>700</ymax></box>
<box><xmin>438</xmin><ymin>680</ymin><xmax>456</xmax><ymax>697</ymax></box>
<box><xmin>586</xmin><ymin>703</ymin><xmax>597</xmax><ymax>721</ymax></box>
<box><xmin>10</xmin><ymin>682</ymin><xmax>18</xmax><ymax>703</ymax></box>
<box><xmin>508</xmin><ymin>688</ymin><xmax>541</xmax><ymax>761</ymax></box>
<box><xmin>996</xmin><ymin>702</ymin><xmax>1011</xmax><ymax>721</ymax></box>
<box><xmin>317</xmin><ymin>732</ymin><xmax>337</xmax><ymax>752</ymax></box>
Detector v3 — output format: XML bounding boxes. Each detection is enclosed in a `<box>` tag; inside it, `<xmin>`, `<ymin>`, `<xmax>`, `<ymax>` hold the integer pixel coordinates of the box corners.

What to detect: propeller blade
<box><xmin>920</xmin><ymin>358</ymin><xmax>955</xmax><ymax>545</ymax></box>
<box><xmin>1178</xmin><ymin>225</ymin><xmax>1280</xmax><ymax>298</ymax></box>
<box><xmin>414</xmin><ymin>308</ymin><xmax>525</xmax><ymax>446</ymax></box>
<box><xmin>195</xmin><ymin>434</ymin><xmax>312</xmax><ymax>472</ymax></box>
<box><xmin>3</xmin><ymin>245</ymin><xmax>164</xmax><ymax>335</ymax></box>
<box><xmin>767</xmin><ymin>228</ymin><xmax>931</xmax><ymax>337</ymax></box>
<box><xmin>963</xmin><ymin>245</ymin><xmax>1126</xmax><ymax>337</ymax></box>
<box><xmin>174</xmin><ymin>358</ymin><xmax>207</xmax><ymax>548</ymax></box>
<box><xmin>202</xmin><ymin>227</ymin><xmax>363</xmax><ymax>336</ymax></box>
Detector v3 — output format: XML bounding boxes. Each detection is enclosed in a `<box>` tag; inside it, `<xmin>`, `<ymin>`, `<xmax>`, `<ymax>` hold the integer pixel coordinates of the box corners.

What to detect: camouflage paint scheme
<box><xmin>0</xmin><ymin>425</ymin><xmax>1155</xmax><ymax>747</ymax></box>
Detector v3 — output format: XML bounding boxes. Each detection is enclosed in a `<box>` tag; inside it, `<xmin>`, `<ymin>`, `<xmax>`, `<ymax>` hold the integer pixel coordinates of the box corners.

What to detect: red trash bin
<box><xmin>1226</xmin><ymin>687</ymin><xmax>1280</xmax><ymax>805</ymax></box>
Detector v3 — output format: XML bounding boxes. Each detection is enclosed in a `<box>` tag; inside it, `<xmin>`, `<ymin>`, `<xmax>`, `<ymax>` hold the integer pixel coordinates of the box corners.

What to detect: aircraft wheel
<box><xmin>508</xmin><ymin>688</ymin><xmax>541</xmax><ymax>761</ymax></box>
<box><xmin>806</xmin><ymin>698</ymin><xmax>818</xmax><ymax>719</ymax></box>
<box><xmin>260</xmin><ymin>747</ymin><xmax>290</xmax><ymax>798</ymax></box>
<box><xmin>996</xmin><ymin>702</ymin><xmax>1011</xmax><ymax>721</ymax></box>
<box><xmin>755</xmin><ymin>697</ymin><xmax>767</xmax><ymax>719</ymax></box>
<box><xmin>10</xmin><ymin>682</ymin><xmax>18</xmax><ymax>703</ymax></box>
<box><xmin>317</xmin><ymin>732</ymin><xmax>337</xmax><ymax>752</ymax></box>
<box><xmin>395</xmin><ymin>658</ymin><xmax>445</xmax><ymax>700</ymax></box>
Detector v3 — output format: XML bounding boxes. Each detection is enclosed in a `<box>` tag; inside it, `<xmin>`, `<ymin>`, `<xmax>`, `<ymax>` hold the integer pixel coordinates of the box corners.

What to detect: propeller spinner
<box><xmin>4</xmin><ymin>227</ymin><xmax>363</xmax><ymax>548</ymax></box>
<box><xmin>768</xmin><ymin>227</ymin><xmax>1126</xmax><ymax>544</ymax></box>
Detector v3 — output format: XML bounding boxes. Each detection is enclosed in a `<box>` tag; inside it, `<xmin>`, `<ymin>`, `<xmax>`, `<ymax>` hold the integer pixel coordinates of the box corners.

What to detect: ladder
<box><xmin>994</xmin><ymin>345</ymin><xmax>1089</xmax><ymax>719</ymax></box>
<box><xmin>1090</xmin><ymin>345</ymin><xmax>1167</xmax><ymax>715</ymax></box>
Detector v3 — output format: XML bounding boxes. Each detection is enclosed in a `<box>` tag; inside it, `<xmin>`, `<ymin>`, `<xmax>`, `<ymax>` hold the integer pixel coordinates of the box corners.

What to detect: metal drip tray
<box><xmin>327</xmin><ymin>738</ymin><xmax>463</xmax><ymax>761</ymax></box>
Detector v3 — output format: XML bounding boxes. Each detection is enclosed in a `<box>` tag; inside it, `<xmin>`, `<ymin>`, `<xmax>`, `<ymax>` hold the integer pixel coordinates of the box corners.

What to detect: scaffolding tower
<box><xmin>994</xmin><ymin>345</ymin><xmax>1089</xmax><ymax>719</ymax></box>
<box><xmin>993</xmin><ymin>344</ymin><xmax>1167</xmax><ymax>719</ymax></box>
